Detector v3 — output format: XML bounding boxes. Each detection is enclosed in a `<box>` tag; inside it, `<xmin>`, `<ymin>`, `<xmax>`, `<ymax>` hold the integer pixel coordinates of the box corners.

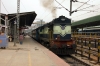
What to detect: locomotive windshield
<box><xmin>53</xmin><ymin>25</ymin><xmax>71</xmax><ymax>37</ymax></box>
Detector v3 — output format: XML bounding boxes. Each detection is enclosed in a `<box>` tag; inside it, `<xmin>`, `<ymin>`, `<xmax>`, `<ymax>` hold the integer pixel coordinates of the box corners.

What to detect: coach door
<box><xmin>48</xmin><ymin>29</ymin><xmax>52</xmax><ymax>41</ymax></box>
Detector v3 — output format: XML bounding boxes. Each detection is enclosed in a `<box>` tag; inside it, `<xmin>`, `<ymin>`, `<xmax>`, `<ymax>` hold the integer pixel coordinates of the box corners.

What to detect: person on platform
<box><xmin>19</xmin><ymin>33</ymin><xmax>24</xmax><ymax>44</ymax></box>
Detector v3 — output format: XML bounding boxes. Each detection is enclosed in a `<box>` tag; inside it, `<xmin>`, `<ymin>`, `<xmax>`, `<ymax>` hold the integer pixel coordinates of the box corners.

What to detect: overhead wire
<box><xmin>20</xmin><ymin>1</ymin><xmax>27</xmax><ymax>11</ymax></box>
<box><xmin>39</xmin><ymin>0</ymin><xmax>54</xmax><ymax>19</ymax></box>
<box><xmin>77</xmin><ymin>5</ymin><xmax>100</xmax><ymax>12</ymax></box>
<box><xmin>71</xmin><ymin>10</ymin><xmax>99</xmax><ymax>22</ymax></box>
<box><xmin>75</xmin><ymin>0</ymin><xmax>98</xmax><ymax>12</ymax></box>
<box><xmin>54</xmin><ymin>0</ymin><xmax>69</xmax><ymax>12</ymax></box>
<box><xmin>42</xmin><ymin>0</ymin><xmax>100</xmax><ymax>22</ymax></box>
<box><xmin>71</xmin><ymin>0</ymin><xmax>100</xmax><ymax>19</ymax></box>
<box><xmin>77</xmin><ymin>5</ymin><xmax>94</xmax><ymax>11</ymax></box>
<box><xmin>76</xmin><ymin>1</ymin><xmax>94</xmax><ymax>6</ymax></box>
<box><xmin>88</xmin><ymin>6</ymin><xmax>100</xmax><ymax>13</ymax></box>
<box><xmin>76</xmin><ymin>9</ymin><xmax>96</xmax><ymax>12</ymax></box>
<box><xmin>1</xmin><ymin>1</ymin><xmax>9</xmax><ymax>13</ymax></box>
<box><xmin>74</xmin><ymin>0</ymin><xmax>91</xmax><ymax>12</ymax></box>
<box><xmin>71</xmin><ymin>10</ymin><xmax>95</xmax><ymax>20</ymax></box>
<box><xmin>72</xmin><ymin>3</ymin><xmax>100</xmax><ymax>19</ymax></box>
<box><xmin>71</xmin><ymin>12</ymin><xmax>92</xmax><ymax>22</ymax></box>
<box><xmin>52</xmin><ymin>0</ymin><xmax>91</xmax><ymax>16</ymax></box>
<box><xmin>39</xmin><ymin>9</ymin><xmax>47</xmax><ymax>19</ymax></box>
<box><xmin>53</xmin><ymin>0</ymin><xmax>94</xmax><ymax>15</ymax></box>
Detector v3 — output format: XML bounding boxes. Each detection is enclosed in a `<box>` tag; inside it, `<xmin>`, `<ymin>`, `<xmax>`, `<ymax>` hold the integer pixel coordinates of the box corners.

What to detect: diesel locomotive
<box><xmin>31</xmin><ymin>16</ymin><xmax>76</xmax><ymax>55</ymax></box>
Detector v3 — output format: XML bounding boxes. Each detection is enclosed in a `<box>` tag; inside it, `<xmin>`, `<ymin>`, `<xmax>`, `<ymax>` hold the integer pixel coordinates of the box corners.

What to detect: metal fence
<box><xmin>72</xmin><ymin>32</ymin><xmax>100</xmax><ymax>63</ymax></box>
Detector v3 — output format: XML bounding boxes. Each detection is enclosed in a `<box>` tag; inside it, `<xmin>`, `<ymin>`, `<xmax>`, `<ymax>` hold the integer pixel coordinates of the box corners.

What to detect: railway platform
<box><xmin>0</xmin><ymin>36</ymin><xmax>69</xmax><ymax>66</ymax></box>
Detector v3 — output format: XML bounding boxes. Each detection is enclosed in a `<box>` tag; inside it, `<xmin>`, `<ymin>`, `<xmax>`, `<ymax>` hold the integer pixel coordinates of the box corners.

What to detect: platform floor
<box><xmin>0</xmin><ymin>36</ymin><xmax>69</xmax><ymax>66</ymax></box>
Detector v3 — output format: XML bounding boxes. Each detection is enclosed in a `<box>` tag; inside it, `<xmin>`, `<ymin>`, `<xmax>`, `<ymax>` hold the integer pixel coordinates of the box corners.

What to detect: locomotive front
<box><xmin>50</xmin><ymin>16</ymin><xmax>76</xmax><ymax>55</ymax></box>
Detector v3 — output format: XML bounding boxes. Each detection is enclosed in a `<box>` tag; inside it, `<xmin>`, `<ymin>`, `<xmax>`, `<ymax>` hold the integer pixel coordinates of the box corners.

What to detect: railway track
<box><xmin>60</xmin><ymin>54</ymin><xmax>96</xmax><ymax>66</ymax></box>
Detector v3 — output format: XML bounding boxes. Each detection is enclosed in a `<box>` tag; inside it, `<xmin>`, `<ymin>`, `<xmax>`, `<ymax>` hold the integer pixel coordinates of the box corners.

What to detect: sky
<box><xmin>1</xmin><ymin>0</ymin><xmax>100</xmax><ymax>23</ymax></box>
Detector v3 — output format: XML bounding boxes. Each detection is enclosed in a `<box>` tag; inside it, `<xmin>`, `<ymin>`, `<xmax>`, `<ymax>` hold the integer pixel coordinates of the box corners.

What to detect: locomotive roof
<box><xmin>35</xmin><ymin>16</ymin><xmax>71</xmax><ymax>30</ymax></box>
<box><xmin>52</xmin><ymin>15</ymin><xmax>70</xmax><ymax>22</ymax></box>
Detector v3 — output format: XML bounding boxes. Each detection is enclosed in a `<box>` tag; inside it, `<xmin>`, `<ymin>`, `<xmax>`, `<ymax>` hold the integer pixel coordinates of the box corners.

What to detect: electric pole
<box><xmin>70</xmin><ymin>0</ymin><xmax>73</xmax><ymax>16</ymax></box>
<box><xmin>70</xmin><ymin>0</ymin><xmax>78</xmax><ymax>16</ymax></box>
<box><xmin>0</xmin><ymin>0</ymin><xmax>1</xmax><ymax>24</ymax></box>
<box><xmin>17</xmin><ymin>0</ymin><xmax>20</xmax><ymax>43</ymax></box>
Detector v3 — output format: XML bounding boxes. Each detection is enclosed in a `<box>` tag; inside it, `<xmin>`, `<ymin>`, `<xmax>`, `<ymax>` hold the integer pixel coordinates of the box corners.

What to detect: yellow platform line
<box><xmin>28</xmin><ymin>51</ymin><xmax>32</xmax><ymax>66</ymax></box>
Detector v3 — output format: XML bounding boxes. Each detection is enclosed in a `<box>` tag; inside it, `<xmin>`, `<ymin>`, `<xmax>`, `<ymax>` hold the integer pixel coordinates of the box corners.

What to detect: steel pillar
<box><xmin>5</xmin><ymin>15</ymin><xmax>8</xmax><ymax>35</ymax></box>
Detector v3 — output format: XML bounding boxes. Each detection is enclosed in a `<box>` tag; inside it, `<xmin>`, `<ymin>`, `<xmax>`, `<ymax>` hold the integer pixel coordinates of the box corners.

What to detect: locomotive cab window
<box><xmin>53</xmin><ymin>25</ymin><xmax>71</xmax><ymax>35</ymax></box>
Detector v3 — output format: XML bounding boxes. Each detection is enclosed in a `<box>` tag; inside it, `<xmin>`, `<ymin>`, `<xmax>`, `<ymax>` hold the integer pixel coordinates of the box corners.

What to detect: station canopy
<box><xmin>0</xmin><ymin>11</ymin><xmax>37</xmax><ymax>28</ymax></box>
<box><xmin>71</xmin><ymin>15</ymin><xmax>100</xmax><ymax>29</ymax></box>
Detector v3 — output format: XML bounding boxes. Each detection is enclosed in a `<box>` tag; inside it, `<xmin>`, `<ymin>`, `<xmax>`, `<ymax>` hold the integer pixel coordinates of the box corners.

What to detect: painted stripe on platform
<box><xmin>28</xmin><ymin>51</ymin><xmax>32</xmax><ymax>66</ymax></box>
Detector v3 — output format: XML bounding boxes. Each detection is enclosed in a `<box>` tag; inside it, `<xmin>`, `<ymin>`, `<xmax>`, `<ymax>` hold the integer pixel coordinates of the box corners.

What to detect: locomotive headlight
<box><xmin>61</xmin><ymin>18</ymin><xmax>65</xmax><ymax>21</ymax></box>
<box><xmin>67</xmin><ymin>45</ymin><xmax>70</xmax><ymax>46</ymax></box>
